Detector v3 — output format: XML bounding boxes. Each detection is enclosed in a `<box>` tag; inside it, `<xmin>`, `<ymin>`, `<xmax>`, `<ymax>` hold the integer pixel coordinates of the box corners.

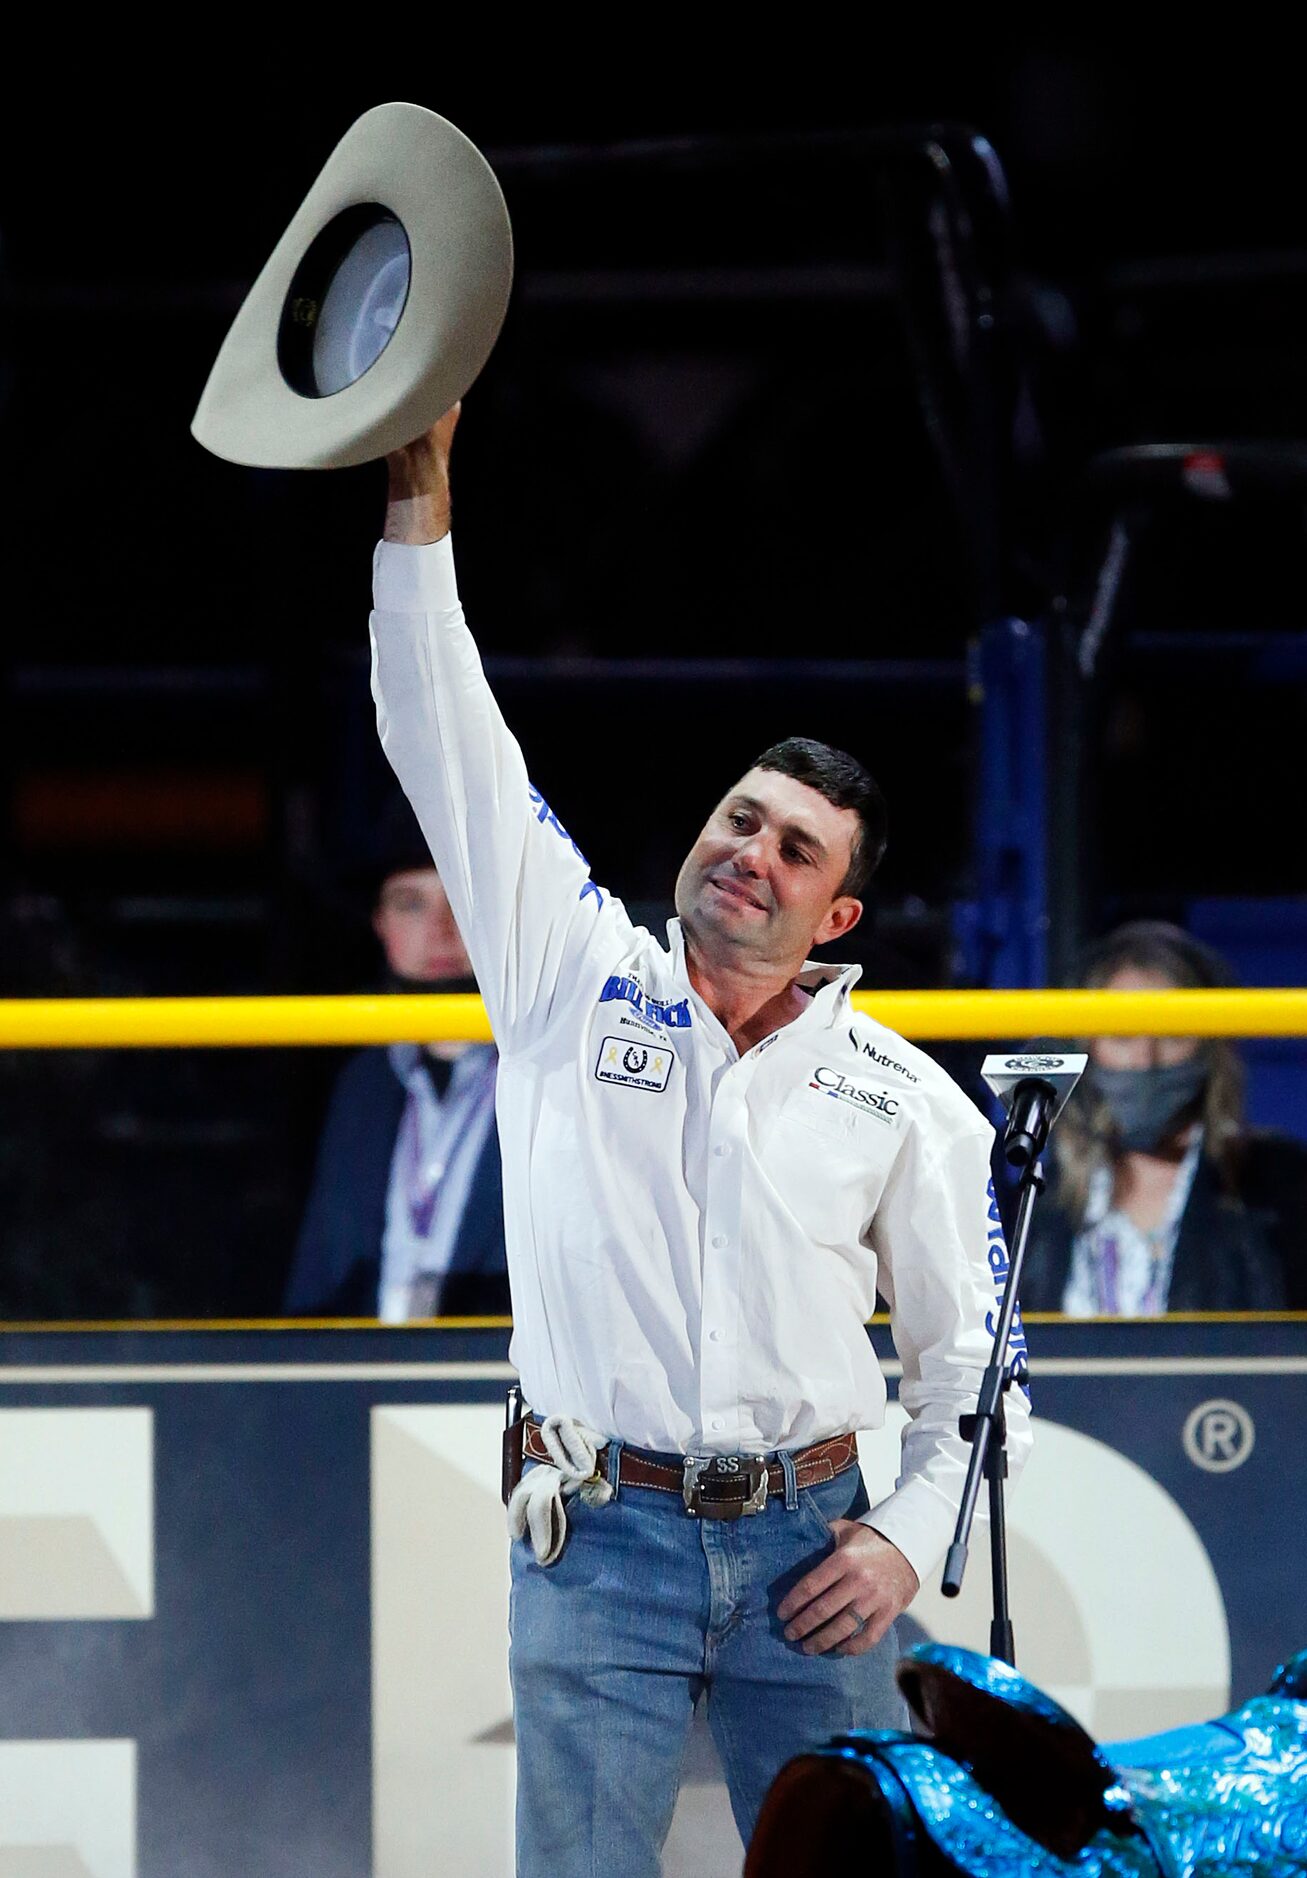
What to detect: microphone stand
<box><xmin>940</xmin><ymin>1079</ymin><xmax>1054</xmax><ymax>1666</ymax></box>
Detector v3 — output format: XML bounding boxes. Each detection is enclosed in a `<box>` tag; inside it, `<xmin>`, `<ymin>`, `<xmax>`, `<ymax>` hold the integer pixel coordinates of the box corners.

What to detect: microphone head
<box><xmin>981</xmin><ymin>1052</ymin><xmax>1089</xmax><ymax>1131</ymax></box>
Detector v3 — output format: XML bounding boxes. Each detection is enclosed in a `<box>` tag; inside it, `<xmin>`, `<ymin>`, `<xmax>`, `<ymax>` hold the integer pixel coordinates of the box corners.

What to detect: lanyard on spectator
<box><xmin>397</xmin><ymin>1052</ymin><xmax>495</xmax><ymax>1240</ymax></box>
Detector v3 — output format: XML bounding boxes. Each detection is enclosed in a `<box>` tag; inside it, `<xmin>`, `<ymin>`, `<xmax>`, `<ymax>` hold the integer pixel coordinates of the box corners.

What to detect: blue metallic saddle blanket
<box><xmin>746</xmin><ymin>1643</ymin><xmax>1307</xmax><ymax>1877</ymax></box>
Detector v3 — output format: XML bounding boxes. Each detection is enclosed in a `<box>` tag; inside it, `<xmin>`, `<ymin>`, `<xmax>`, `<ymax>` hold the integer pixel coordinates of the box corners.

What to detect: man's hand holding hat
<box><xmin>384</xmin><ymin>405</ymin><xmax>461</xmax><ymax>547</ymax></box>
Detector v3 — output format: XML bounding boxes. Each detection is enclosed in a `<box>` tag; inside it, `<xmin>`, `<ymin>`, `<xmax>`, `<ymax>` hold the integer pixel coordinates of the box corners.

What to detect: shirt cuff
<box><xmin>372</xmin><ymin>534</ymin><xmax>459</xmax><ymax>614</ymax></box>
<box><xmin>860</xmin><ymin>1474</ymin><xmax>964</xmax><ymax>1587</ymax></box>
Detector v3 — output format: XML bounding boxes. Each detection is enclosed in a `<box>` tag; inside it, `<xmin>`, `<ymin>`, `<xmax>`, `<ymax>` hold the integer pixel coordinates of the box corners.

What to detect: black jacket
<box><xmin>1018</xmin><ymin>1132</ymin><xmax>1307</xmax><ymax>1313</ymax></box>
<box><xmin>283</xmin><ymin>1047</ymin><xmax>509</xmax><ymax>1317</ymax></box>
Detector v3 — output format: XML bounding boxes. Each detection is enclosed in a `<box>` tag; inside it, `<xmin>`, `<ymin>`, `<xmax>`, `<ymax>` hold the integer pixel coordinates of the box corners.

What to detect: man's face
<box><xmin>373</xmin><ymin>868</ymin><xmax>473</xmax><ymax>984</ymax></box>
<box><xmin>674</xmin><ymin>767</ymin><xmax>863</xmax><ymax>964</ymax></box>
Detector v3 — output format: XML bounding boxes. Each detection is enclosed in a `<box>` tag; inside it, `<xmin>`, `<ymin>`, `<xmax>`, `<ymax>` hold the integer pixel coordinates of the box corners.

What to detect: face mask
<box><xmin>1088</xmin><ymin>1060</ymin><xmax>1207</xmax><ymax>1153</ymax></box>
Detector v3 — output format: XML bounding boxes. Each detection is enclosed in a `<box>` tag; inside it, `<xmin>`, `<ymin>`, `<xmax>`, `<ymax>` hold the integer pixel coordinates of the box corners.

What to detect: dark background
<box><xmin>2</xmin><ymin>44</ymin><xmax>1305</xmax><ymax>1314</ymax></box>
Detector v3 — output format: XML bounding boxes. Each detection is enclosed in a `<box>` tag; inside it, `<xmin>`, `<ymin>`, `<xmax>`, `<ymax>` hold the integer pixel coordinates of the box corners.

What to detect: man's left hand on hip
<box><xmin>778</xmin><ymin>1521</ymin><xmax>920</xmax><ymax>1656</ymax></box>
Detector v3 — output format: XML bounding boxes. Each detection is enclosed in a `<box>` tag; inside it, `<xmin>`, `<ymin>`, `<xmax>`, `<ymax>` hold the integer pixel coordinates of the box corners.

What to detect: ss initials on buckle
<box><xmin>682</xmin><ymin>1454</ymin><xmax>769</xmax><ymax>1519</ymax></box>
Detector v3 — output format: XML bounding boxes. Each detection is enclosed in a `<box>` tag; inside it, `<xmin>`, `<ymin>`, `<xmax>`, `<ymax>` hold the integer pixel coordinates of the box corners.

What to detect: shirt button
<box><xmin>709</xmin><ymin>1328</ymin><xmax>726</xmax><ymax>1343</ymax></box>
<box><xmin>711</xmin><ymin>1417</ymin><xmax>725</xmax><ymax>1432</ymax></box>
<box><xmin>714</xmin><ymin>1143</ymin><xmax>730</xmax><ymax>1157</ymax></box>
<box><xmin>711</xmin><ymin>1234</ymin><xmax>728</xmax><ymax>1249</ymax></box>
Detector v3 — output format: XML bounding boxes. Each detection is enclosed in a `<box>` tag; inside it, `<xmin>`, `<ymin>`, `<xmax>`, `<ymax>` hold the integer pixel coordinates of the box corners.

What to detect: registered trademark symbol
<box><xmin>1182</xmin><ymin>1398</ymin><xmax>1255</xmax><ymax>1473</ymax></box>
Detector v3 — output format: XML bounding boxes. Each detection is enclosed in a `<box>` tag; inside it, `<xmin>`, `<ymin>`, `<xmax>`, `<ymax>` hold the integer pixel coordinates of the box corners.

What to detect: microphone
<box><xmin>981</xmin><ymin>1052</ymin><xmax>1088</xmax><ymax>1168</ymax></box>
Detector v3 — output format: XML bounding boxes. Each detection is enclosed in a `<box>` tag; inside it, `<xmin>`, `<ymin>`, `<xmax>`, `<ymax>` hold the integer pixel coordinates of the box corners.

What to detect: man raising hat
<box><xmin>365</xmin><ymin>405</ymin><xmax>1031</xmax><ymax>1875</ymax></box>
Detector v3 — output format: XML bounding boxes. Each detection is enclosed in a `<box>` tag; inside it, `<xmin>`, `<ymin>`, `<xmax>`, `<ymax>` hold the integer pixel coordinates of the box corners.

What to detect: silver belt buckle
<box><xmin>682</xmin><ymin>1454</ymin><xmax>769</xmax><ymax>1519</ymax></box>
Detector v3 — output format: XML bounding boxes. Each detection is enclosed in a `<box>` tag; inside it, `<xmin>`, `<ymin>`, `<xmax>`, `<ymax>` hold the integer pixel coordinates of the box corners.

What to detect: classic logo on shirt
<box><xmin>595</xmin><ymin>1036</ymin><xmax>675</xmax><ymax>1092</ymax></box>
<box><xmin>809</xmin><ymin>1066</ymin><xmax>903</xmax><ymax>1127</ymax></box>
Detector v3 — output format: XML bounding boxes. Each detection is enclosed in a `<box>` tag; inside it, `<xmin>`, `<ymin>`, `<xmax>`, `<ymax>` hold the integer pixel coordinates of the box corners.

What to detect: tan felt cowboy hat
<box><xmin>192</xmin><ymin>102</ymin><xmax>513</xmax><ymax>469</ymax></box>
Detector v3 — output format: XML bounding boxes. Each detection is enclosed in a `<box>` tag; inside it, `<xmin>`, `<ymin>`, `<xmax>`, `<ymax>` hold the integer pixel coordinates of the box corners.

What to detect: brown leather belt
<box><xmin>522</xmin><ymin>1418</ymin><xmax>859</xmax><ymax>1520</ymax></box>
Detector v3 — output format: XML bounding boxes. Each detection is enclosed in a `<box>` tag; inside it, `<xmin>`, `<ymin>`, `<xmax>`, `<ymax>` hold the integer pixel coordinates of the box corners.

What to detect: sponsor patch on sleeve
<box><xmin>595</xmin><ymin>1036</ymin><xmax>675</xmax><ymax>1092</ymax></box>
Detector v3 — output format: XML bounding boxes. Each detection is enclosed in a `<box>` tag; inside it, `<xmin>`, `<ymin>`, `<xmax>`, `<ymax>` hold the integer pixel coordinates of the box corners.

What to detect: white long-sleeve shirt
<box><xmin>370</xmin><ymin>535</ymin><xmax>1031</xmax><ymax>1581</ymax></box>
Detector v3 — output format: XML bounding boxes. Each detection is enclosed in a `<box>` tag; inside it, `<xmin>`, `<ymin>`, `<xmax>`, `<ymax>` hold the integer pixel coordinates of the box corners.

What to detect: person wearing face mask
<box><xmin>1019</xmin><ymin>922</ymin><xmax>1305</xmax><ymax>1316</ymax></box>
<box><xmin>283</xmin><ymin>795</ymin><xmax>508</xmax><ymax>1320</ymax></box>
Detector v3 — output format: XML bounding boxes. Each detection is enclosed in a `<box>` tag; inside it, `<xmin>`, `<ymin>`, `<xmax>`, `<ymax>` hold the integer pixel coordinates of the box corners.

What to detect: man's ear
<box><xmin>814</xmin><ymin>896</ymin><xmax>862</xmax><ymax>948</ymax></box>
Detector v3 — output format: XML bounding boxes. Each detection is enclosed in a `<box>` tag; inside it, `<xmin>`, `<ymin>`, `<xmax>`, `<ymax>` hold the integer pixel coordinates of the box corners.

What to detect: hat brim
<box><xmin>192</xmin><ymin>102</ymin><xmax>513</xmax><ymax>470</ymax></box>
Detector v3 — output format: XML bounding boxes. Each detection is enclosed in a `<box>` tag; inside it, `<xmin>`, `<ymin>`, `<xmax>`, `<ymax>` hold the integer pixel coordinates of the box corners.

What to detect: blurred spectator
<box><xmin>283</xmin><ymin>800</ymin><xmax>508</xmax><ymax>1320</ymax></box>
<box><xmin>1020</xmin><ymin>921</ymin><xmax>1306</xmax><ymax>1314</ymax></box>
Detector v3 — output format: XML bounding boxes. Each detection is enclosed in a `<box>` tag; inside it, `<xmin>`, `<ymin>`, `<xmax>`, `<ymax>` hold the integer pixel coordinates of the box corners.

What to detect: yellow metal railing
<box><xmin>1</xmin><ymin>987</ymin><xmax>1306</xmax><ymax>1048</ymax></box>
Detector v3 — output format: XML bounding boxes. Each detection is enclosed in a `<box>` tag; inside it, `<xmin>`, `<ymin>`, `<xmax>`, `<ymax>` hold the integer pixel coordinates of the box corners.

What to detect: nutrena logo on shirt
<box><xmin>595</xmin><ymin>1037</ymin><xmax>676</xmax><ymax>1092</ymax></box>
<box><xmin>808</xmin><ymin>1067</ymin><xmax>902</xmax><ymax>1127</ymax></box>
<box><xmin>847</xmin><ymin>1029</ymin><xmax>920</xmax><ymax>1083</ymax></box>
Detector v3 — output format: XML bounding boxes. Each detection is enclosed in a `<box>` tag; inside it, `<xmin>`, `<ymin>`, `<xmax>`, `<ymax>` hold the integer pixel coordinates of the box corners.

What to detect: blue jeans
<box><xmin>509</xmin><ymin>1455</ymin><xmax>906</xmax><ymax>1877</ymax></box>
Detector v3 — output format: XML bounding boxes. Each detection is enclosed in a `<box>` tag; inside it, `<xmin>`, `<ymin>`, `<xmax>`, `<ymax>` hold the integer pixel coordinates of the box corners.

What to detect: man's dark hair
<box><xmin>751</xmin><ymin>737</ymin><xmax>887</xmax><ymax>897</ymax></box>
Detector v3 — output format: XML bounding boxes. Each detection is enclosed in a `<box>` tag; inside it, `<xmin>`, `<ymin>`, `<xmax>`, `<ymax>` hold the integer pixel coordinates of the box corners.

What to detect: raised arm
<box><xmin>383</xmin><ymin>405</ymin><xmax>459</xmax><ymax>548</ymax></box>
<box><xmin>369</xmin><ymin>410</ymin><xmax>627</xmax><ymax>1052</ymax></box>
